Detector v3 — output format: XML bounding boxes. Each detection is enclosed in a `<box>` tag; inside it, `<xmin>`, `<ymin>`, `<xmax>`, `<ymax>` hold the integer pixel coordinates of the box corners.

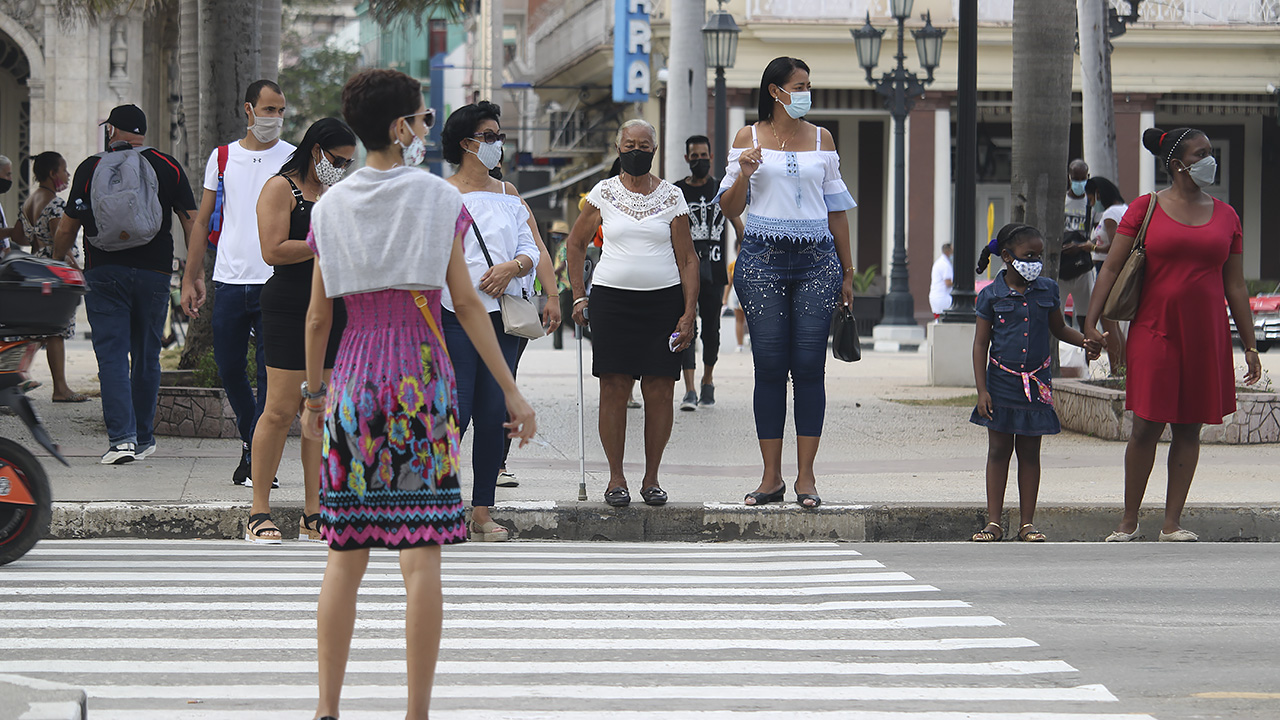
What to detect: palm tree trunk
<box><xmin>1011</xmin><ymin>0</ymin><xmax>1074</xmax><ymax>281</ymax></box>
<box><xmin>259</xmin><ymin>0</ymin><xmax>282</xmax><ymax>82</ymax></box>
<box><xmin>178</xmin><ymin>0</ymin><xmax>200</xmax><ymax>168</ymax></box>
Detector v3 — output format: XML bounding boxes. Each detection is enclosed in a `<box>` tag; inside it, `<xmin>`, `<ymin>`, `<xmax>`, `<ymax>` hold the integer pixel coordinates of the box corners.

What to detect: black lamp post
<box><xmin>702</xmin><ymin>1</ymin><xmax>740</xmax><ymax>185</ymax></box>
<box><xmin>852</xmin><ymin>3</ymin><xmax>945</xmax><ymax>328</ymax></box>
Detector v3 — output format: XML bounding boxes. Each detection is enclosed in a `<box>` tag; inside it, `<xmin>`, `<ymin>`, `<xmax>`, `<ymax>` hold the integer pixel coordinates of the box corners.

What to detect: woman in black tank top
<box><xmin>247</xmin><ymin>118</ymin><xmax>357</xmax><ymax>543</ymax></box>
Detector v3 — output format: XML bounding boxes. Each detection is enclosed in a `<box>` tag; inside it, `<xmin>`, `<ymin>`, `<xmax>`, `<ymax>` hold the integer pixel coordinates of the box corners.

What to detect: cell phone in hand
<box><xmin>669</xmin><ymin>332</ymin><xmax>681</xmax><ymax>353</ymax></box>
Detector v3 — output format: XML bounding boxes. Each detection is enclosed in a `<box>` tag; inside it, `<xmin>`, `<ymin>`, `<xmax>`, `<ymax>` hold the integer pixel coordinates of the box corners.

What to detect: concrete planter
<box><xmin>154</xmin><ymin>384</ymin><xmax>300</xmax><ymax>439</ymax></box>
<box><xmin>1056</xmin><ymin>379</ymin><xmax>1280</xmax><ymax>444</ymax></box>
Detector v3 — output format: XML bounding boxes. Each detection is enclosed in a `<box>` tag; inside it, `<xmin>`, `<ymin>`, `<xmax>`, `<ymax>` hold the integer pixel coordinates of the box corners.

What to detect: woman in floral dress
<box><xmin>19</xmin><ymin>151</ymin><xmax>88</xmax><ymax>403</ymax></box>
<box><xmin>300</xmin><ymin>69</ymin><xmax>536</xmax><ymax>720</ymax></box>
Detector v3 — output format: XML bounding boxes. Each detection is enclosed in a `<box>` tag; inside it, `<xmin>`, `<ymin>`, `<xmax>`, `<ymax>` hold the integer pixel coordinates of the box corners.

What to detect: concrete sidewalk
<box><xmin>8</xmin><ymin>317</ymin><xmax>1279</xmax><ymax>542</ymax></box>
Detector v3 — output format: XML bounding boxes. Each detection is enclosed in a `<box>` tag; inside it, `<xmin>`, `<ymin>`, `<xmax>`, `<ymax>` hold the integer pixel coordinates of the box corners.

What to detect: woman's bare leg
<box><xmin>1117</xmin><ymin>416</ymin><xmax>1165</xmax><ymax>534</ymax></box>
<box><xmin>1164</xmin><ymin>423</ymin><xmax>1202</xmax><ymax>533</ymax></box>
<box><xmin>599</xmin><ymin>374</ymin><xmax>632</xmax><ymax>491</ymax></box>
<box><xmin>45</xmin><ymin>337</ymin><xmax>78</xmax><ymax>400</ymax></box>
<box><xmin>401</xmin><ymin>544</ymin><xmax>444</xmax><ymax>720</ymax></box>
<box><xmin>794</xmin><ymin>435</ymin><xmax>821</xmax><ymax>506</ymax></box>
<box><xmin>639</xmin><ymin>376</ymin><xmax>675</xmax><ymax>488</ymax></box>
<box><xmin>745</xmin><ymin>438</ymin><xmax>785</xmax><ymax>502</ymax></box>
<box><xmin>315</xmin><ymin>547</ymin><xmax>369</xmax><ymax>720</ymax></box>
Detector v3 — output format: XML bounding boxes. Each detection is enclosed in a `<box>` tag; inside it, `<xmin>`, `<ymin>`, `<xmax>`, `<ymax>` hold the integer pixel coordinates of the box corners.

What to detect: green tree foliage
<box><xmin>280</xmin><ymin>37</ymin><xmax>363</xmax><ymax>140</ymax></box>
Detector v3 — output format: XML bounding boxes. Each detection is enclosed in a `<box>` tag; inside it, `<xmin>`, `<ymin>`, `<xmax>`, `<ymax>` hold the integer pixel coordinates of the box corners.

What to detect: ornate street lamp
<box><xmin>703</xmin><ymin>1</ymin><xmax>741</xmax><ymax>183</ymax></box>
<box><xmin>852</xmin><ymin>9</ymin><xmax>945</xmax><ymax>333</ymax></box>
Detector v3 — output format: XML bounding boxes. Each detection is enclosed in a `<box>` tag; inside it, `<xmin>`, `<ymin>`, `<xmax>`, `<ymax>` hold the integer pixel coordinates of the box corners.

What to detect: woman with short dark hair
<box><xmin>1084</xmin><ymin>176</ymin><xmax>1128</xmax><ymax>371</ymax></box>
<box><xmin>244</xmin><ymin>117</ymin><xmax>357</xmax><ymax>544</ymax></box>
<box><xmin>300</xmin><ymin>68</ymin><xmax>536</xmax><ymax>719</ymax></box>
<box><xmin>567</xmin><ymin>118</ymin><xmax>699</xmax><ymax>507</ymax></box>
<box><xmin>719</xmin><ymin>56</ymin><xmax>857</xmax><ymax>510</ymax></box>
<box><xmin>20</xmin><ymin>151</ymin><xmax>87</xmax><ymax>404</ymax></box>
<box><xmin>1084</xmin><ymin>127</ymin><xmax>1261</xmax><ymax>543</ymax></box>
<box><xmin>438</xmin><ymin>101</ymin><xmax>560</xmax><ymax>539</ymax></box>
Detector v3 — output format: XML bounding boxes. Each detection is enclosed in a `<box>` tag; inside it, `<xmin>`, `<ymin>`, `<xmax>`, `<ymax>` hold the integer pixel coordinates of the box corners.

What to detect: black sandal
<box><xmin>639</xmin><ymin>485</ymin><xmax>668</xmax><ymax>506</ymax></box>
<box><xmin>299</xmin><ymin>513</ymin><xmax>323</xmax><ymax>543</ymax></box>
<box><xmin>604</xmin><ymin>486</ymin><xmax>631</xmax><ymax>507</ymax></box>
<box><xmin>796</xmin><ymin>493</ymin><xmax>822</xmax><ymax>509</ymax></box>
<box><xmin>245</xmin><ymin>513</ymin><xmax>282</xmax><ymax>544</ymax></box>
<box><xmin>745</xmin><ymin>482</ymin><xmax>786</xmax><ymax>506</ymax></box>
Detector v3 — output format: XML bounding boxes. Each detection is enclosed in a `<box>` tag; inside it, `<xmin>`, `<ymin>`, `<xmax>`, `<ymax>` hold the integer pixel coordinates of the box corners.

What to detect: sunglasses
<box><xmin>471</xmin><ymin>131</ymin><xmax>507</xmax><ymax>144</ymax></box>
<box><xmin>323</xmin><ymin>149</ymin><xmax>354</xmax><ymax>169</ymax></box>
<box><xmin>401</xmin><ymin>109</ymin><xmax>436</xmax><ymax>129</ymax></box>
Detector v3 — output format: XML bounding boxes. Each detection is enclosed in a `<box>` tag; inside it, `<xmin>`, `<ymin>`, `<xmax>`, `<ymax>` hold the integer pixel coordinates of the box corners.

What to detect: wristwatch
<box><xmin>300</xmin><ymin>380</ymin><xmax>327</xmax><ymax>401</ymax></box>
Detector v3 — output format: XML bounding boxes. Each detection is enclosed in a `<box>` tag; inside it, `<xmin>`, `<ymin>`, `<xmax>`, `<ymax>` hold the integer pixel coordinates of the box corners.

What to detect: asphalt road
<box><xmin>4</xmin><ymin>540</ymin><xmax>1276</xmax><ymax>719</ymax></box>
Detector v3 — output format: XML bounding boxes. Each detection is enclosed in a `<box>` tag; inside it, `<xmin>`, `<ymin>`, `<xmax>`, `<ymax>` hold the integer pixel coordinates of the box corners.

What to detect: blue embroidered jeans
<box><xmin>733</xmin><ymin>234</ymin><xmax>842</xmax><ymax>439</ymax></box>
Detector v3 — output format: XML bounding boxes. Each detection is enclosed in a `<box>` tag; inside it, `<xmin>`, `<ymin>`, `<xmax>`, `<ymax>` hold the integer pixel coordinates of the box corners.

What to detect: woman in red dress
<box><xmin>1085</xmin><ymin>127</ymin><xmax>1262</xmax><ymax>542</ymax></box>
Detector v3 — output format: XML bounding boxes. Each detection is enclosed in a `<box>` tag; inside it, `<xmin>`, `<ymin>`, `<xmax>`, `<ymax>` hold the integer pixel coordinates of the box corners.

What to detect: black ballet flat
<box><xmin>640</xmin><ymin>485</ymin><xmax>668</xmax><ymax>506</ymax></box>
<box><xmin>796</xmin><ymin>493</ymin><xmax>822</xmax><ymax>509</ymax></box>
<box><xmin>745</xmin><ymin>482</ymin><xmax>786</xmax><ymax>507</ymax></box>
<box><xmin>604</xmin><ymin>486</ymin><xmax>631</xmax><ymax>507</ymax></box>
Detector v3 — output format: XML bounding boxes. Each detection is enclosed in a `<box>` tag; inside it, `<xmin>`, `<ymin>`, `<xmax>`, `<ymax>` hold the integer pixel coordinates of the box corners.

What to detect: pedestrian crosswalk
<box><xmin>1</xmin><ymin>540</ymin><xmax>1157</xmax><ymax>719</ymax></box>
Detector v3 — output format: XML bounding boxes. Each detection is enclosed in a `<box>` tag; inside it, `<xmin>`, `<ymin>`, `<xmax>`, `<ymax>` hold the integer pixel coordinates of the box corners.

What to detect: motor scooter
<box><xmin>0</xmin><ymin>251</ymin><xmax>84</xmax><ymax>565</ymax></box>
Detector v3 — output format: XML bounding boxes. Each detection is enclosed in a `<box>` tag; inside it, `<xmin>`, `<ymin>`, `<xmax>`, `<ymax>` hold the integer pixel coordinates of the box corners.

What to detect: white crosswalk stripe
<box><xmin>1</xmin><ymin>540</ymin><xmax>1157</xmax><ymax>719</ymax></box>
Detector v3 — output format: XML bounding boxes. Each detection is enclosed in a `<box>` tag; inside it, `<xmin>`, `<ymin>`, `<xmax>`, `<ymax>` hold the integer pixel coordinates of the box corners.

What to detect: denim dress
<box><xmin>970</xmin><ymin>271</ymin><xmax>1062</xmax><ymax>436</ymax></box>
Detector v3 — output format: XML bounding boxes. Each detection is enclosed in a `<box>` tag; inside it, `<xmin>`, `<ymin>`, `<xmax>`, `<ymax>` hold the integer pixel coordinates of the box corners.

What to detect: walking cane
<box><xmin>576</xmin><ymin>258</ymin><xmax>593</xmax><ymax>502</ymax></box>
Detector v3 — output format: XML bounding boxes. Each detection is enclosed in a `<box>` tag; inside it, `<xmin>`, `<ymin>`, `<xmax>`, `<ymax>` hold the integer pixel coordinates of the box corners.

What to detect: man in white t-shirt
<box><xmin>928</xmin><ymin>243</ymin><xmax>953</xmax><ymax>317</ymax></box>
<box><xmin>180</xmin><ymin>79</ymin><xmax>296</xmax><ymax>486</ymax></box>
<box><xmin>1059</xmin><ymin>158</ymin><xmax>1096</xmax><ymax>329</ymax></box>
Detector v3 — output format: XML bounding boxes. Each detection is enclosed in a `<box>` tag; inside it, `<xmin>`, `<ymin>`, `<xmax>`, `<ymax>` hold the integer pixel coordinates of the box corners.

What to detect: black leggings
<box><xmin>681</xmin><ymin>281</ymin><xmax>726</xmax><ymax>372</ymax></box>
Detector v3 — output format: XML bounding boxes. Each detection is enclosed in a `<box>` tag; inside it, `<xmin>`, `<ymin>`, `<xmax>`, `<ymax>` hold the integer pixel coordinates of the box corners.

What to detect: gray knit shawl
<box><xmin>311</xmin><ymin>165</ymin><xmax>463</xmax><ymax>298</ymax></box>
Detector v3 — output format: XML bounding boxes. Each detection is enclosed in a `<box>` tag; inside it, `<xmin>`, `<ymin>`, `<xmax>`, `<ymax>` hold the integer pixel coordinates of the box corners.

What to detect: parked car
<box><xmin>1228</xmin><ymin>284</ymin><xmax>1279</xmax><ymax>353</ymax></box>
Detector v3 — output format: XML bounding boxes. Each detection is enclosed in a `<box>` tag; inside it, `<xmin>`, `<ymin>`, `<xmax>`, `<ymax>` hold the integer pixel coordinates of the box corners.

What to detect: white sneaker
<box><xmin>100</xmin><ymin>443</ymin><xmax>136</xmax><ymax>465</ymax></box>
<box><xmin>134</xmin><ymin>443</ymin><xmax>157</xmax><ymax>460</ymax></box>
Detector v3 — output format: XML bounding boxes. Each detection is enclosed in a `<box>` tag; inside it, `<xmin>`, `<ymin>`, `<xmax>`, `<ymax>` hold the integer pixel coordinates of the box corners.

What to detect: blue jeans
<box><xmin>442</xmin><ymin>309</ymin><xmax>520</xmax><ymax>507</ymax></box>
<box><xmin>212</xmin><ymin>282</ymin><xmax>266</xmax><ymax>445</ymax></box>
<box><xmin>84</xmin><ymin>265</ymin><xmax>171</xmax><ymax>447</ymax></box>
<box><xmin>734</xmin><ymin>235</ymin><xmax>842</xmax><ymax>439</ymax></box>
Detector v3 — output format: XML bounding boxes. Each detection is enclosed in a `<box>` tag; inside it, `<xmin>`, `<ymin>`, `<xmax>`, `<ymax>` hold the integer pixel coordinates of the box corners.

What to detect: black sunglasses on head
<box><xmin>471</xmin><ymin>131</ymin><xmax>507</xmax><ymax>144</ymax></box>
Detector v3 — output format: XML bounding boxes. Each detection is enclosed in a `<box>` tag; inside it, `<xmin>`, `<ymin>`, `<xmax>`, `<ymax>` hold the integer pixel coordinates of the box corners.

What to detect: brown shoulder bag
<box><xmin>1101</xmin><ymin>192</ymin><xmax>1158</xmax><ymax>322</ymax></box>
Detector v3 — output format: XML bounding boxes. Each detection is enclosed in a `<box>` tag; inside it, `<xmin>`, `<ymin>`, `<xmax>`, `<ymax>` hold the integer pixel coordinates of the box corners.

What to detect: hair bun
<box><xmin>1141</xmin><ymin>128</ymin><xmax>1166</xmax><ymax>157</ymax></box>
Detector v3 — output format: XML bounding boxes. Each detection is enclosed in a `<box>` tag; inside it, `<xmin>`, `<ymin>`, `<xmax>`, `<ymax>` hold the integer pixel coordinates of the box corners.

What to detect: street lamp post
<box><xmin>702</xmin><ymin>1</ymin><xmax>740</xmax><ymax>185</ymax></box>
<box><xmin>852</xmin><ymin>3</ymin><xmax>945</xmax><ymax>334</ymax></box>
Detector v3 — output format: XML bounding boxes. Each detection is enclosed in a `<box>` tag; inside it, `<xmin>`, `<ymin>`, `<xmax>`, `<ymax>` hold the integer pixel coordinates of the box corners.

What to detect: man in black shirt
<box><xmin>675</xmin><ymin>135</ymin><xmax>743</xmax><ymax>410</ymax></box>
<box><xmin>54</xmin><ymin>104</ymin><xmax>198</xmax><ymax>464</ymax></box>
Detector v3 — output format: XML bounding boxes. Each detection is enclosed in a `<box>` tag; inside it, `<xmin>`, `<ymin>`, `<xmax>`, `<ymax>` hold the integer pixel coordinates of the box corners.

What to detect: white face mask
<box><xmin>776</xmin><ymin>88</ymin><xmax>812</xmax><ymax>119</ymax></box>
<box><xmin>313</xmin><ymin>153</ymin><xmax>345</xmax><ymax>186</ymax></box>
<box><xmin>248</xmin><ymin>109</ymin><xmax>283</xmax><ymax>144</ymax></box>
<box><xmin>1180</xmin><ymin>156</ymin><xmax>1217</xmax><ymax>189</ymax></box>
<box><xmin>468</xmin><ymin>140</ymin><xmax>503</xmax><ymax>170</ymax></box>
<box><xmin>395</xmin><ymin>117</ymin><xmax>427</xmax><ymax>167</ymax></box>
<box><xmin>1010</xmin><ymin>258</ymin><xmax>1043</xmax><ymax>283</ymax></box>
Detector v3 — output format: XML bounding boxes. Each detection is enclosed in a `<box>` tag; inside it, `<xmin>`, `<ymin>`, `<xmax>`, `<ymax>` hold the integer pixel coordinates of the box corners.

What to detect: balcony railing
<box><xmin>953</xmin><ymin>0</ymin><xmax>1280</xmax><ymax>25</ymax></box>
<box><xmin>746</xmin><ymin>0</ymin><xmax>888</xmax><ymax>22</ymax></box>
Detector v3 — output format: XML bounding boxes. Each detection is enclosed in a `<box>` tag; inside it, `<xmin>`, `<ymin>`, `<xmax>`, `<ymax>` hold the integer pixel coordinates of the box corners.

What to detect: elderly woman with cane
<box><xmin>567</xmin><ymin>119</ymin><xmax>699</xmax><ymax>507</ymax></box>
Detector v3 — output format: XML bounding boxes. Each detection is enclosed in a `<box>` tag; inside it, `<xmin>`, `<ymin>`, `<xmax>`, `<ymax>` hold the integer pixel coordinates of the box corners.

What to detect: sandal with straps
<box><xmin>245</xmin><ymin>513</ymin><xmax>283</xmax><ymax>545</ymax></box>
<box><xmin>1018</xmin><ymin>523</ymin><xmax>1047</xmax><ymax>542</ymax></box>
<box><xmin>299</xmin><ymin>513</ymin><xmax>324</xmax><ymax>543</ymax></box>
<box><xmin>971</xmin><ymin>522</ymin><xmax>1003</xmax><ymax>542</ymax></box>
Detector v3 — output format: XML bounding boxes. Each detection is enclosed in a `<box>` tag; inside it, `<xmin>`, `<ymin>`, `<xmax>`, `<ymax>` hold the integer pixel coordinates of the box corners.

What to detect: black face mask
<box><xmin>619</xmin><ymin>149</ymin><xmax>654</xmax><ymax>177</ymax></box>
<box><xmin>689</xmin><ymin>158</ymin><xmax>711</xmax><ymax>179</ymax></box>
<box><xmin>0</xmin><ymin>178</ymin><xmax>11</xmax><ymax>194</ymax></box>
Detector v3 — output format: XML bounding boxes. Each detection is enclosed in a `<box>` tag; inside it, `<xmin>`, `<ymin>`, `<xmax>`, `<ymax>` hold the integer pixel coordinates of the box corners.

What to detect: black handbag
<box><xmin>1059</xmin><ymin>230</ymin><xmax>1093</xmax><ymax>280</ymax></box>
<box><xmin>831</xmin><ymin>306</ymin><xmax>861</xmax><ymax>362</ymax></box>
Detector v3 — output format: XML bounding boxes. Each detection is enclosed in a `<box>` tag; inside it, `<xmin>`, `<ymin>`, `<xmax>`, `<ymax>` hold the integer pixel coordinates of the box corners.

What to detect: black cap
<box><xmin>100</xmin><ymin>104</ymin><xmax>146</xmax><ymax>136</ymax></box>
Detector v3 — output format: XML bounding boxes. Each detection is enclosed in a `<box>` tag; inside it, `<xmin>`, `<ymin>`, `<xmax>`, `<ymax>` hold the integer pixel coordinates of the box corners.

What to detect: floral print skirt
<box><xmin>320</xmin><ymin>289</ymin><xmax>467</xmax><ymax>550</ymax></box>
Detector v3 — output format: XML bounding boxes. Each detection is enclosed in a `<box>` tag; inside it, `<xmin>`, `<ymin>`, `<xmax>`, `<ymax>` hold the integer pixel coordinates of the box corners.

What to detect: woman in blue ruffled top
<box><xmin>718</xmin><ymin>56</ymin><xmax>857</xmax><ymax>510</ymax></box>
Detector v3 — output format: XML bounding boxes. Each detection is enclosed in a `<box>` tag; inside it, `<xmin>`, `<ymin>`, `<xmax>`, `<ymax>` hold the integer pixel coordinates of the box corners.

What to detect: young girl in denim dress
<box><xmin>970</xmin><ymin>223</ymin><xmax>1103</xmax><ymax>542</ymax></box>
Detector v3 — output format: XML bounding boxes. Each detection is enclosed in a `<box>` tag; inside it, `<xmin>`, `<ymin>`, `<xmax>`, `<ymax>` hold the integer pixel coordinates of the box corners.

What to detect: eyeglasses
<box><xmin>402</xmin><ymin>109</ymin><xmax>436</xmax><ymax>129</ymax></box>
<box><xmin>323</xmin><ymin>149</ymin><xmax>354</xmax><ymax>169</ymax></box>
<box><xmin>470</xmin><ymin>131</ymin><xmax>507</xmax><ymax>144</ymax></box>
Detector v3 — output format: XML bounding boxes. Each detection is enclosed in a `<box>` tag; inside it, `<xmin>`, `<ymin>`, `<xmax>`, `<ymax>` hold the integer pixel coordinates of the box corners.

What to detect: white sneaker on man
<box><xmin>100</xmin><ymin>443</ymin><xmax>136</xmax><ymax>465</ymax></box>
<box><xmin>134</xmin><ymin>442</ymin><xmax>157</xmax><ymax>460</ymax></box>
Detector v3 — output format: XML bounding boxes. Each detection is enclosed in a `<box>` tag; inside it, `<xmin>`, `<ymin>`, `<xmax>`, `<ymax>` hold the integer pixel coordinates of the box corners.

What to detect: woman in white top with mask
<box><xmin>719</xmin><ymin>56</ymin><xmax>857</xmax><ymax>511</ymax></box>
<box><xmin>440</xmin><ymin>101</ymin><xmax>560</xmax><ymax>541</ymax></box>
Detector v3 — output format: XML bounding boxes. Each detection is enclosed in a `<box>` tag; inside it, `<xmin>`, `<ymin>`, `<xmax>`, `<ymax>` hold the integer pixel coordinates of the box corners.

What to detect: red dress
<box><xmin>1118</xmin><ymin>194</ymin><xmax>1243</xmax><ymax>424</ymax></box>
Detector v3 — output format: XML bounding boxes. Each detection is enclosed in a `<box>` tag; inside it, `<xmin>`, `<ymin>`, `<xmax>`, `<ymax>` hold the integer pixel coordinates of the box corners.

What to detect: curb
<box><xmin>0</xmin><ymin>674</ymin><xmax>87</xmax><ymax>720</ymax></box>
<box><xmin>49</xmin><ymin>501</ymin><xmax>1280</xmax><ymax>542</ymax></box>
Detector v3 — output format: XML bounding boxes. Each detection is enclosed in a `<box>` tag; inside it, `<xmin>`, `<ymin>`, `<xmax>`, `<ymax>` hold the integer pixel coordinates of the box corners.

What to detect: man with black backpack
<box><xmin>53</xmin><ymin>104</ymin><xmax>197</xmax><ymax>464</ymax></box>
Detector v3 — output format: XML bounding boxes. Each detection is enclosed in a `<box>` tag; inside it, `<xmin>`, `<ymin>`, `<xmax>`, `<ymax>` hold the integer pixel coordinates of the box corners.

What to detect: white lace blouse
<box><xmin>586</xmin><ymin>176</ymin><xmax>689</xmax><ymax>292</ymax></box>
<box><xmin>716</xmin><ymin>125</ymin><xmax>856</xmax><ymax>244</ymax></box>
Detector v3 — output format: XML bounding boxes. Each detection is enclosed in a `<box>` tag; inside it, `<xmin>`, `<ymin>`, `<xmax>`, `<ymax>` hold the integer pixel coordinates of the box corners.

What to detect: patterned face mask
<box><xmin>1010</xmin><ymin>258</ymin><xmax>1043</xmax><ymax>283</ymax></box>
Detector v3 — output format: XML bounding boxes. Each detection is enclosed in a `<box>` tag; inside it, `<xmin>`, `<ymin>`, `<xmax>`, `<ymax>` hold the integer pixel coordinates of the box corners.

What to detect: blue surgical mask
<box><xmin>1070</xmin><ymin>179</ymin><xmax>1087</xmax><ymax>196</ymax></box>
<box><xmin>1093</xmin><ymin>201</ymin><xmax>1105</xmax><ymax>216</ymax></box>
<box><xmin>777</xmin><ymin>88</ymin><xmax>811</xmax><ymax>119</ymax></box>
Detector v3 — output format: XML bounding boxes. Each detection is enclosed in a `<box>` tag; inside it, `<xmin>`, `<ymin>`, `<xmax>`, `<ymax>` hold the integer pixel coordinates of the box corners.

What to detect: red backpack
<box><xmin>206</xmin><ymin>144</ymin><xmax>229</xmax><ymax>246</ymax></box>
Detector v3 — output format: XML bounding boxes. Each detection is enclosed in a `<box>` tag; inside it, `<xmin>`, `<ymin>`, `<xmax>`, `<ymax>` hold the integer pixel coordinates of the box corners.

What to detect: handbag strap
<box><xmin>410</xmin><ymin>291</ymin><xmax>451</xmax><ymax>364</ymax></box>
<box><xmin>469</xmin><ymin>218</ymin><xmax>496</xmax><ymax>268</ymax></box>
<box><xmin>1132</xmin><ymin>192</ymin><xmax>1158</xmax><ymax>250</ymax></box>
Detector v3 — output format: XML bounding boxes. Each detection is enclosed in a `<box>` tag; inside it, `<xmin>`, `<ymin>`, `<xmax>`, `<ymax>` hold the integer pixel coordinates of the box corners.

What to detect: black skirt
<box><xmin>589</xmin><ymin>284</ymin><xmax>684</xmax><ymax>379</ymax></box>
<box><xmin>260</xmin><ymin>260</ymin><xmax>346</xmax><ymax>371</ymax></box>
